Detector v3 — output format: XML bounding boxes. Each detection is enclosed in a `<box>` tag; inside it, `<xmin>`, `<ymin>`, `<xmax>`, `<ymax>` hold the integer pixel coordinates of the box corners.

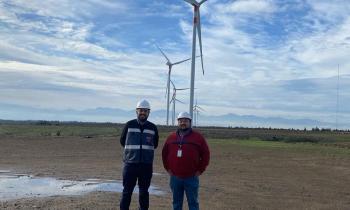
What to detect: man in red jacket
<box><xmin>162</xmin><ymin>111</ymin><xmax>210</xmax><ymax>210</ymax></box>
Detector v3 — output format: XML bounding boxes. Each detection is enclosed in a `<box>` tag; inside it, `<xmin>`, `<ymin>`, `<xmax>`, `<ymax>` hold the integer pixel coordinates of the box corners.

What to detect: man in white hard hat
<box><xmin>119</xmin><ymin>99</ymin><xmax>159</xmax><ymax>210</ymax></box>
<box><xmin>162</xmin><ymin>112</ymin><xmax>210</xmax><ymax>210</ymax></box>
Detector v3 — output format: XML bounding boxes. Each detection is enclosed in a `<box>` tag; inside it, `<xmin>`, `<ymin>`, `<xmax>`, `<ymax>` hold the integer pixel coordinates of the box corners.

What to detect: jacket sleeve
<box><xmin>120</xmin><ymin>122</ymin><xmax>129</xmax><ymax>147</ymax></box>
<box><xmin>154</xmin><ymin>125</ymin><xmax>159</xmax><ymax>149</ymax></box>
<box><xmin>161</xmin><ymin>138</ymin><xmax>169</xmax><ymax>171</ymax></box>
<box><xmin>198</xmin><ymin>135</ymin><xmax>210</xmax><ymax>174</ymax></box>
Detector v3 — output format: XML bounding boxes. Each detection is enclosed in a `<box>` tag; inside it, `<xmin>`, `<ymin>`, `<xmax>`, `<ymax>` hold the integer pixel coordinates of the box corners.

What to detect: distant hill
<box><xmin>0</xmin><ymin>103</ymin><xmax>341</xmax><ymax>129</ymax></box>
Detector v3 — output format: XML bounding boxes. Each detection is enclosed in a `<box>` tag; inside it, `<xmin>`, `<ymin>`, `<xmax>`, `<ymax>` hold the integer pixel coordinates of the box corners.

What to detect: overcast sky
<box><xmin>1</xmin><ymin>0</ymin><xmax>350</xmax><ymax>128</ymax></box>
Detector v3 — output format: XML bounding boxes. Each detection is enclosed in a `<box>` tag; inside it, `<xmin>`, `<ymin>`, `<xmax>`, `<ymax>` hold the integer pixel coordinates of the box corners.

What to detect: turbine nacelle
<box><xmin>184</xmin><ymin>0</ymin><xmax>207</xmax><ymax>7</ymax></box>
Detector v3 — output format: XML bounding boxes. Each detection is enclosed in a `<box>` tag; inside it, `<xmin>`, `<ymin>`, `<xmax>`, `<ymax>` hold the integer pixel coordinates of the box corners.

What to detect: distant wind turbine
<box><xmin>193</xmin><ymin>99</ymin><xmax>205</xmax><ymax>127</ymax></box>
<box><xmin>183</xmin><ymin>0</ymin><xmax>207</xmax><ymax>122</ymax></box>
<box><xmin>170</xmin><ymin>80</ymin><xmax>189</xmax><ymax>126</ymax></box>
<box><xmin>156</xmin><ymin>44</ymin><xmax>191</xmax><ymax>126</ymax></box>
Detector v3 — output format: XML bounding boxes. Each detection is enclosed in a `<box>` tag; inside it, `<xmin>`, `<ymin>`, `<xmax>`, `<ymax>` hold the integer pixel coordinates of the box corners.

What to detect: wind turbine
<box><xmin>193</xmin><ymin>99</ymin><xmax>205</xmax><ymax>127</ymax></box>
<box><xmin>183</xmin><ymin>0</ymin><xmax>207</xmax><ymax>122</ymax></box>
<box><xmin>170</xmin><ymin>80</ymin><xmax>189</xmax><ymax>126</ymax></box>
<box><xmin>156</xmin><ymin>44</ymin><xmax>191</xmax><ymax>126</ymax></box>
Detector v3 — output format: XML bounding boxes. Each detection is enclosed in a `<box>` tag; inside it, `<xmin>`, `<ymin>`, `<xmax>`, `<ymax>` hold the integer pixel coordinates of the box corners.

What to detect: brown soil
<box><xmin>0</xmin><ymin>136</ymin><xmax>349</xmax><ymax>210</ymax></box>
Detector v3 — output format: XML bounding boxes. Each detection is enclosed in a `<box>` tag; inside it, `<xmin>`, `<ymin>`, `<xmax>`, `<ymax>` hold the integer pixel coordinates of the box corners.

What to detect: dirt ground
<box><xmin>0</xmin><ymin>136</ymin><xmax>350</xmax><ymax>210</ymax></box>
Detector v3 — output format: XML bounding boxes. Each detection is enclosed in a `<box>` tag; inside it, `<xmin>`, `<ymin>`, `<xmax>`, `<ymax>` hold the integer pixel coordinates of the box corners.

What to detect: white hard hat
<box><xmin>177</xmin><ymin>112</ymin><xmax>192</xmax><ymax>120</ymax></box>
<box><xmin>136</xmin><ymin>99</ymin><xmax>151</xmax><ymax>109</ymax></box>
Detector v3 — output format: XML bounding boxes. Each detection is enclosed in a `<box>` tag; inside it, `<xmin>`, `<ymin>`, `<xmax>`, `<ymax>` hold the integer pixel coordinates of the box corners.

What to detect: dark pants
<box><xmin>120</xmin><ymin>163</ymin><xmax>153</xmax><ymax>210</ymax></box>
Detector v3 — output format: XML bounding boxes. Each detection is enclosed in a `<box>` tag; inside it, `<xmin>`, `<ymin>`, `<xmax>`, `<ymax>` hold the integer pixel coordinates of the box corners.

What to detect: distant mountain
<box><xmin>197</xmin><ymin>113</ymin><xmax>331</xmax><ymax>128</ymax></box>
<box><xmin>0</xmin><ymin>104</ymin><xmax>133</xmax><ymax>123</ymax></box>
<box><xmin>0</xmin><ymin>103</ymin><xmax>340</xmax><ymax>129</ymax></box>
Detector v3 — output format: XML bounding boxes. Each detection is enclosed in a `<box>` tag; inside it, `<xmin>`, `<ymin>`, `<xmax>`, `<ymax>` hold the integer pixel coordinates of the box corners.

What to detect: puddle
<box><xmin>0</xmin><ymin>170</ymin><xmax>164</xmax><ymax>201</ymax></box>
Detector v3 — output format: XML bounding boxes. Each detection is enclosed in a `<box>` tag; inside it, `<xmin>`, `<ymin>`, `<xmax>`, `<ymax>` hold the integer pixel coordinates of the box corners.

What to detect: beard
<box><xmin>179</xmin><ymin>123</ymin><xmax>190</xmax><ymax>131</ymax></box>
<box><xmin>138</xmin><ymin>114</ymin><xmax>148</xmax><ymax>122</ymax></box>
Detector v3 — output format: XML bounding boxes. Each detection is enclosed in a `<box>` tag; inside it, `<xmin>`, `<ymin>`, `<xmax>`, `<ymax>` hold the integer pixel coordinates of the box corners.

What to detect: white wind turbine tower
<box><xmin>193</xmin><ymin>99</ymin><xmax>204</xmax><ymax>127</ymax></box>
<box><xmin>170</xmin><ymin>80</ymin><xmax>189</xmax><ymax>126</ymax></box>
<box><xmin>183</xmin><ymin>0</ymin><xmax>207</xmax><ymax>122</ymax></box>
<box><xmin>156</xmin><ymin>44</ymin><xmax>191</xmax><ymax>126</ymax></box>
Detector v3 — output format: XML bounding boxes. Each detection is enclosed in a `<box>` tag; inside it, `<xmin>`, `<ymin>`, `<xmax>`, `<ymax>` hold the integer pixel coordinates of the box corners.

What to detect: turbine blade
<box><xmin>176</xmin><ymin>99</ymin><xmax>185</xmax><ymax>104</ymax></box>
<box><xmin>170</xmin><ymin>80</ymin><xmax>175</xmax><ymax>89</ymax></box>
<box><xmin>197</xmin><ymin>9</ymin><xmax>204</xmax><ymax>75</ymax></box>
<box><xmin>171</xmin><ymin>90</ymin><xmax>176</xmax><ymax>101</ymax></box>
<box><xmin>197</xmin><ymin>106</ymin><xmax>205</xmax><ymax>111</ymax></box>
<box><xmin>199</xmin><ymin>0</ymin><xmax>207</xmax><ymax>6</ymax></box>
<box><xmin>184</xmin><ymin>0</ymin><xmax>199</xmax><ymax>6</ymax></box>
<box><xmin>155</xmin><ymin>44</ymin><xmax>171</xmax><ymax>63</ymax></box>
<box><xmin>176</xmin><ymin>88</ymin><xmax>190</xmax><ymax>91</ymax></box>
<box><xmin>172</xmin><ymin>57</ymin><xmax>191</xmax><ymax>65</ymax></box>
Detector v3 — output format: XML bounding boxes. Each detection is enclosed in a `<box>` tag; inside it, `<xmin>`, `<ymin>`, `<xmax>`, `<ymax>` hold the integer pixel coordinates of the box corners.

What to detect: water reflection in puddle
<box><xmin>0</xmin><ymin>170</ymin><xmax>164</xmax><ymax>201</ymax></box>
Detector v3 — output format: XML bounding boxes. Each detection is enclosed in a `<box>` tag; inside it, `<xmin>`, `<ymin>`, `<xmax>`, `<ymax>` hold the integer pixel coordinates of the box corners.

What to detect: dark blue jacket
<box><xmin>120</xmin><ymin>119</ymin><xmax>159</xmax><ymax>164</ymax></box>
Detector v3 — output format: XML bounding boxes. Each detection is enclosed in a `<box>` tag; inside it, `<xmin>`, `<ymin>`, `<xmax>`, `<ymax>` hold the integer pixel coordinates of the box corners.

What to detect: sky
<box><xmin>0</xmin><ymin>0</ymin><xmax>350</xmax><ymax>129</ymax></box>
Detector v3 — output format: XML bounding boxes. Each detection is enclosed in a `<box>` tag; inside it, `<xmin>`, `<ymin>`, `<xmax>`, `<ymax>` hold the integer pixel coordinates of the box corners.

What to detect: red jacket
<box><xmin>162</xmin><ymin>129</ymin><xmax>210</xmax><ymax>178</ymax></box>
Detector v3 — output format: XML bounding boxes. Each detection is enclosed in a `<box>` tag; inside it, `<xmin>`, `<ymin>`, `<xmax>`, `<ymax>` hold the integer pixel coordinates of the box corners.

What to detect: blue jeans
<box><xmin>170</xmin><ymin>175</ymin><xmax>199</xmax><ymax>210</ymax></box>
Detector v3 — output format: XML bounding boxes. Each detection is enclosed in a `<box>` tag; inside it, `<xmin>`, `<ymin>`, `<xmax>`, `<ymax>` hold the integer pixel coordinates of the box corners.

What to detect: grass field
<box><xmin>0</xmin><ymin>121</ymin><xmax>349</xmax><ymax>209</ymax></box>
<box><xmin>1</xmin><ymin>120</ymin><xmax>349</xmax><ymax>140</ymax></box>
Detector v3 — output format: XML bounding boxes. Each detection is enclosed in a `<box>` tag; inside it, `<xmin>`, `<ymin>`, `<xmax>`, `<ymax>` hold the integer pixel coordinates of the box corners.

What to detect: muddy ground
<box><xmin>0</xmin><ymin>135</ymin><xmax>350</xmax><ymax>210</ymax></box>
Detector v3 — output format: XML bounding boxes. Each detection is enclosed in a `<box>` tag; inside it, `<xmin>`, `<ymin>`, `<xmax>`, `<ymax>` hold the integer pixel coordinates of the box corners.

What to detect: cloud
<box><xmin>1</xmin><ymin>0</ymin><xmax>350</xmax><ymax>128</ymax></box>
<box><xmin>223</xmin><ymin>0</ymin><xmax>276</xmax><ymax>14</ymax></box>
<box><xmin>4</xmin><ymin>0</ymin><xmax>128</xmax><ymax>20</ymax></box>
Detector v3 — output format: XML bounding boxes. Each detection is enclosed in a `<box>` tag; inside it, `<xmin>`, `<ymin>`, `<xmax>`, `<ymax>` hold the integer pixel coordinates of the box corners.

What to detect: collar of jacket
<box><xmin>176</xmin><ymin>128</ymin><xmax>192</xmax><ymax>137</ymax></box>
<box><xmin>137</xmin><ymin>119</ymin><xmax>148</xmax><ymax>126</ymax></box>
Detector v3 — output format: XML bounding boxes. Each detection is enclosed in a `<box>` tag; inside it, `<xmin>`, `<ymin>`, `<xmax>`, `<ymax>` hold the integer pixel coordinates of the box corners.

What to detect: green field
<box><xmin>2</xmin><ymin>121</ymin><xmax>350</xmax><ymax>162</ymax></box>
<box><xmin>1</xmin><ymin>120</ymin><xmax>349</xmax><ymax>143</ymax></box>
